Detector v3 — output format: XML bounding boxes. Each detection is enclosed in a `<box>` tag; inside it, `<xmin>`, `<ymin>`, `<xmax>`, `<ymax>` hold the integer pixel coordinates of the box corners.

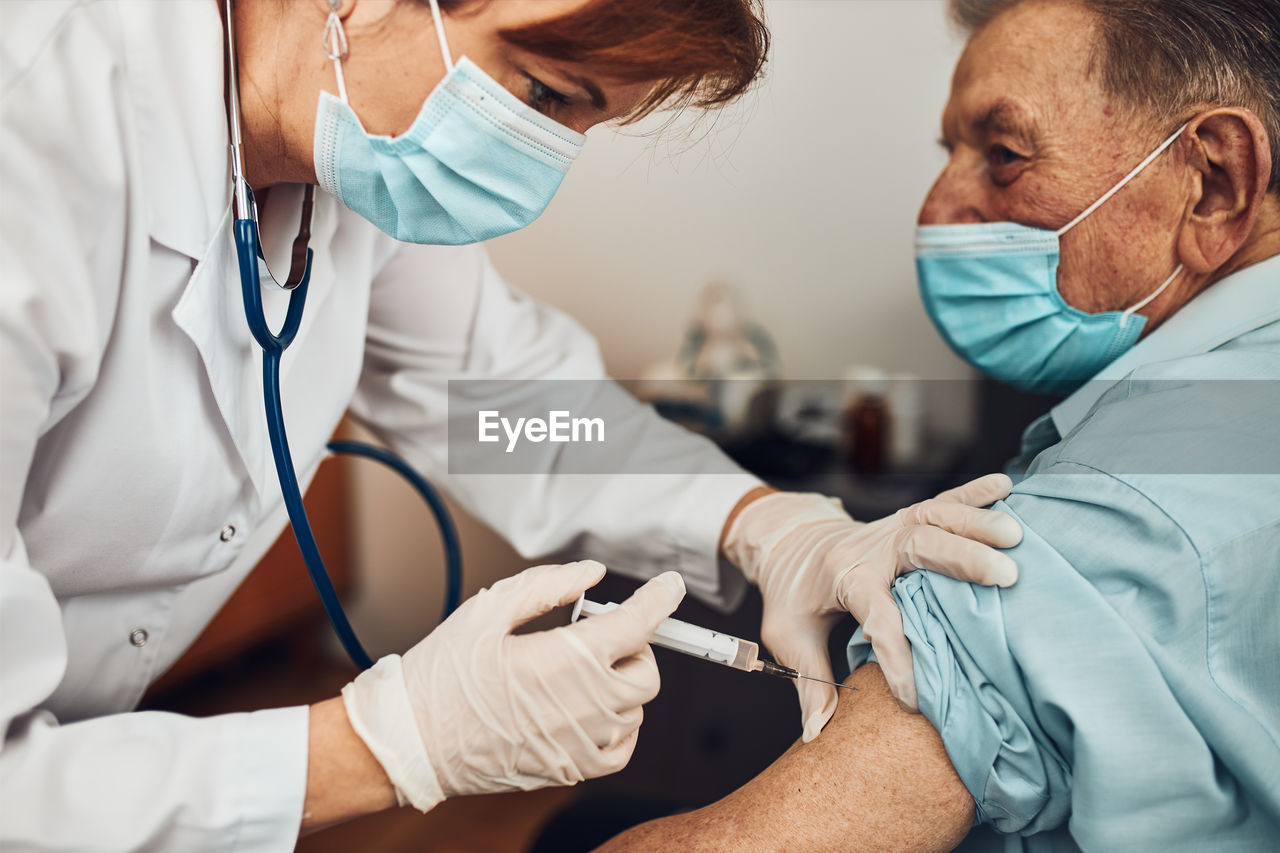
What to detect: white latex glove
<box><xmin>723</xmin><ymin>473</ymin><xmax>1022</xmax><ymax>740</ymax></box>
<box><xmin>342</xmin><ymin>561</ymin><xmax>684</xmax><ymax>812</ymax></box>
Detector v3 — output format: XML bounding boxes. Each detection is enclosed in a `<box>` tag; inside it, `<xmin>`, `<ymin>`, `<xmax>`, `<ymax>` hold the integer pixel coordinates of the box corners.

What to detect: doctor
<box><xmin>0</xmin><ymin>0</ymin><xmax>1021</xmax><ymax>848</ymax></box>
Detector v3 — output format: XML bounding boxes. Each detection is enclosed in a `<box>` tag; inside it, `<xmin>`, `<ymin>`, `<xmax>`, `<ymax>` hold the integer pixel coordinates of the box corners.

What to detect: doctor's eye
<box><xmin>525</xmin><ymin>75</ymin><xmax>570</xmax><ymax>114</ymax></box>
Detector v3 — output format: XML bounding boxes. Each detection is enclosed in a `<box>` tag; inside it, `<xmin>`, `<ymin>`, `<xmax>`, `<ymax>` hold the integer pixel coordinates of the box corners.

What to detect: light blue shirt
<box><xmin>850</xmin><ymin>255</ymin><xmax>1280</xmax><ymax>850</ymax></box>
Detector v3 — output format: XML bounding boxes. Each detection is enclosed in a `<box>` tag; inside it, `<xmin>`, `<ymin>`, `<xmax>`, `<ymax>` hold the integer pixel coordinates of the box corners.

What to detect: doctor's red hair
<box><xmin>437</xmin><ymin>0</ymin><xmax>770</xmax><ymax>122</ymax></box>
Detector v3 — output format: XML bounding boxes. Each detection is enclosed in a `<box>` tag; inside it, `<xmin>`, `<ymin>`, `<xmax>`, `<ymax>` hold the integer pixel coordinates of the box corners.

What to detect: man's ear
<box><xmin>1176</xmin><ymin>108</ymin><xmax>1273</xmax><ymax>273</ymax></box>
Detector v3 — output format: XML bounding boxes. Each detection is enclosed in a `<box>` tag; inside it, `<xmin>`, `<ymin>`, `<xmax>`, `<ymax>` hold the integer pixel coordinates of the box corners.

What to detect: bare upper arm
<box><xmin>597</xmin><ymin>663</ymin><xmax>974</xmax><ymax>853</ymax></box>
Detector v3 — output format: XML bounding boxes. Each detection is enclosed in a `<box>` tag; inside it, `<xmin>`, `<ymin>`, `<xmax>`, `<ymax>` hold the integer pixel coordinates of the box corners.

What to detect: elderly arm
<box><xmin>598</xmin><ymin>663</ymin><xmax>973</xmax><ymax>853</ymax></box>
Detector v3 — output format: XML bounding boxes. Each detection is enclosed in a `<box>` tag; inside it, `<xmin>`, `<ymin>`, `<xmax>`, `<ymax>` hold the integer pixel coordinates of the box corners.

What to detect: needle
<box><xmin>758</xmin><ymin>659</ymin><xmax>858</xmax><ymax>690</ymax></box>
<box><xmin>797</xmin><ymin>673</ymin><xmax>859</xmax><ymax>690</ymax></box>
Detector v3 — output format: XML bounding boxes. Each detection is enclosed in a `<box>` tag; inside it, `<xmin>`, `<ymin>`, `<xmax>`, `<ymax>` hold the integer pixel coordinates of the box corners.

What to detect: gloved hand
<box><xmin>723</xmin><ymin>473</ymin><xmax>1022</xmax><ymax>740</ymax></box>
<box><xmin>342</xmin><ymin>561</ymin><xmax>684</xmax><ymax>812</ymax></box>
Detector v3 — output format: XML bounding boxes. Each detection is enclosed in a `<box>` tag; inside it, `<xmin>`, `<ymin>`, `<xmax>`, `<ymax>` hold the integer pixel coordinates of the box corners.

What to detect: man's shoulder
<box><xmin>1025</xmin><ymin>343</ymin><xmax>1280</xmax><ymax>553</ymax></box>
<box><xmin>1057</xmin><ymin>343</ymin><xmax>1280</xmax><ymax>471</ymax></box>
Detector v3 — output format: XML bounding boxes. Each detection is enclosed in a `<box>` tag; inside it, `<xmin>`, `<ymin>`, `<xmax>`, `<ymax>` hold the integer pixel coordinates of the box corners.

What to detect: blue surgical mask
<box><xmin>312</xmin><ymin>0</ymin><xmax>584</xmax><ymax>244</ymax></box>
<box><xmin>915</xmin><ymin>124</ymin><xmax>1187</xmax><ymax>393</ymax></box>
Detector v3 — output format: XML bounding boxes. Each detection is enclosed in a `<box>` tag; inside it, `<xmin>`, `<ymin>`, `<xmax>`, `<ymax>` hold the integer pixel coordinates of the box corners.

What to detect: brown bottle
<box><xmin>848</xmin><ymin>392</ymin><xmax>889</xmax><ymax>474</ymax></box>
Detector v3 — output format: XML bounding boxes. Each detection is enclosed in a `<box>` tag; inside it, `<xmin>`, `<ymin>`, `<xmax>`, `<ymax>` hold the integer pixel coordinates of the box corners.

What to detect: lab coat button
<box><xmin>220</xmin><ymin>524</ymin><xmax>236</xmax><ymax>542</ymax></box>
<box><xmin>129</xmin><ymin>628</ymin><xmax>149</xmax><ymax>647</ymax></box>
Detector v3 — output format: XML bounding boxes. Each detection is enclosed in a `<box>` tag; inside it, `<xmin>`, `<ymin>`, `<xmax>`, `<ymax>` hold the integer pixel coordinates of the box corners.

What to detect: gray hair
<box><xmin>949</xmin><ymin>0</ymin><xmax>1280</xmax><ymax>193</ymax></box>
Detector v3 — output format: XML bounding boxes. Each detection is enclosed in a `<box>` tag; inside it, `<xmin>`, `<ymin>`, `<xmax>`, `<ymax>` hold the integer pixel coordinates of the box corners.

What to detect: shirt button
<box><xmin>129</xmin><ymin>628</ymin><xmax>149</xmax><ymax>647</ymax></box>
<box><xmin>220</xmin><ymin>525</ymin><xmax>237</xmax><ymax>542</ymax></box>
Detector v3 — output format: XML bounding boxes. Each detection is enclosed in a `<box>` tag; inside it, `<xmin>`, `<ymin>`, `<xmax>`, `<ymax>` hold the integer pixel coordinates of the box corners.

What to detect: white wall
<box><xmin>487</xmin><ymin>0</ymin><xmax>970</xmax><ymax>381</ymax></box>
<box><xmin>343</xmin><ymin>0</ymin><xmax>974</xmax><ymax>657</ymax></box>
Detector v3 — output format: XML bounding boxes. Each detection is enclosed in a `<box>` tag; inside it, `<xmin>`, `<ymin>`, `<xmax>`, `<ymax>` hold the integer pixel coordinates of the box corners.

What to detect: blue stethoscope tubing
<box><xmin>224</xmin><ymin>0</ymin><xmax>459</xmax><ymax>670</ymax></box>
<box><xmin>232</xmin><ymin>216</ymin><xmax>463</xmax><ymax>671</ymax></box>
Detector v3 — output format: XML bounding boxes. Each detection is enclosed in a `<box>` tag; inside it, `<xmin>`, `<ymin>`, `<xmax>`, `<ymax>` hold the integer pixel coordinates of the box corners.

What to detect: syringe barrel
<box><xmin>654</xmin><ymin>617</ymin><xmax>761</xmax><ymax>671</ymax></box>
<box><xmin>577</xmin><ymin>599</ymin><xmax>760</xmax><ymax>672</ymax></box>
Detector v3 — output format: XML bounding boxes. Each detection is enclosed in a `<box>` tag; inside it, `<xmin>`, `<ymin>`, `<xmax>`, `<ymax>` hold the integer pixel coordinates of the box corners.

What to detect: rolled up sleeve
<box><xmin>849</xmin><ymin>518</ymin><xmax>1073</xmax><ymax>836</ymax></box>
<box><xmin>849</xmin><ymin>466</ymin><xmax>1280</xmax><ymax>848</ymax></box>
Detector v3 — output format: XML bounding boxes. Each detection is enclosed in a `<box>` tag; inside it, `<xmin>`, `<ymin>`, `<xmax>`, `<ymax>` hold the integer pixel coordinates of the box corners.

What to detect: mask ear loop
<box><xmin>427</xmin><ymin>0</ymin><xmax>454</xmax><ymax>71</ymax></box>
<box><xmin>323</xmin><ymin>0</ymin><xmax>350</xmax><ymax>103</ymax></box>
<box><xmin>1121</xmin><ymin>263</ymin><xmax>1183</xmax><ymax>326</ymax></box>
<box><xmin>1052</xmin><ymin>122</ymin><xmax>1191</xmax><ymax>327</ymax></box>
<box><xmin>1057</xmin><ymin>122</ymin><xmax>1190</xmax><ymax>237</ymax></box>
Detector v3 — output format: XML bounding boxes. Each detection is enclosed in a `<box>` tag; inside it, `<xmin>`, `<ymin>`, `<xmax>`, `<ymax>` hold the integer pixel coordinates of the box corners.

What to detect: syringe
<box><xmin>572</xmin><ymin>596</ymin><xmax>854</xmax><ymax>690</ymax></box>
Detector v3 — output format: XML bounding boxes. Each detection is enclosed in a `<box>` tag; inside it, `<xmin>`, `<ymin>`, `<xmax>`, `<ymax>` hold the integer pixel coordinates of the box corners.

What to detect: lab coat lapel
<box><xmin>170</xmin><ymin>198</ymin><xmax>343</xmax><ymax>499</ymax></box>
<box><xmin>122</xmin><ymin>0</ymin><xmax>276</xmax><ymax>494</ymax></box>
<box><xmin>120</xmin><ymin>0</ymin><xmax>348</xmax><ymax>497</ymax></box>
<box><xmin>172</xmin><ymin>203</ymin><xmax>273</xmax><ymax>497</ymax></box>
<box><xmin>120</xmin><ymin>0</ymin><xmax>265</xmax><ymax>489</ymax></box>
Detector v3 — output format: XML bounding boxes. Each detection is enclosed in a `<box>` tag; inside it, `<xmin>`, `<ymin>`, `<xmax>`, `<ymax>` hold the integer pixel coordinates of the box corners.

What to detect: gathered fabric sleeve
<box><xmin>850</xmin><ymin>465</ymin><xmax>1280</xmax><ymax>850</ymax></box>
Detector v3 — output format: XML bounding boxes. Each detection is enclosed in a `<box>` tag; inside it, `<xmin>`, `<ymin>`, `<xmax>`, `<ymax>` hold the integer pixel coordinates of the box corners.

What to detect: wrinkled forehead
<box><xmin>943</xmin><ymin>1</ymin><xmax>1112</xmax><ymax>141</ymax></box>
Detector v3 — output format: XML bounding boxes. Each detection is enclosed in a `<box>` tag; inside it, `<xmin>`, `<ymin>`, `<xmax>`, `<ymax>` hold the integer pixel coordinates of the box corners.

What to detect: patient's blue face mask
<box><xmin>312</xmin><ymin>0</ymin><xmax>584</xmax><ymax>244</ymax></box>
<box><xmin>915</xmin><ymin>124</ymin><xmax>1188</xmax><ymax>393</ymax></box>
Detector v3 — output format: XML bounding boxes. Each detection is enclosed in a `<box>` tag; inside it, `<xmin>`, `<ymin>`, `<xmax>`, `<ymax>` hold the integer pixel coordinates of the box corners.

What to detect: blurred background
<box><xmin>348</xmin><ymin>0</ymin><xmax>982</xmax><ymax>662</ymax></box>
<box><xmin>144</xmin><ymin>2</ymin><xmax>1057</xmax><ymax>850</ymax></box>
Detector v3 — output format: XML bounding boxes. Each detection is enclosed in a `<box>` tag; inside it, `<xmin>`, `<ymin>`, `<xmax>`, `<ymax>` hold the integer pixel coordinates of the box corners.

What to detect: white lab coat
<box><xmin>0</xmin><ymin>2</ymin><xmax>759</xmax><ymax>849</ymax></box>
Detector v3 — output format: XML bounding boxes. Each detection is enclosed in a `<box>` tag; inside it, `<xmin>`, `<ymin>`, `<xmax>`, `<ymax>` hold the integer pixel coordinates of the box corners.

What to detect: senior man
<box><xmin>599</xmin><ymin>0</ymin><xmax>1280</xmax><ymax>850</ymax></box>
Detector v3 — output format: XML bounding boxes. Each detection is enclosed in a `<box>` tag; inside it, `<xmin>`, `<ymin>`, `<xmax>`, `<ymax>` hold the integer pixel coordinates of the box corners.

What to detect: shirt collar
<box><xmin>1052</xmin><ymin>253</ymin><xmax>1280</xmax><ymax>435</ymax></box>
<box><xmin>119</xmin><ymin>1</ymin><xmax>232</xmax><ymax>260</ymax></box>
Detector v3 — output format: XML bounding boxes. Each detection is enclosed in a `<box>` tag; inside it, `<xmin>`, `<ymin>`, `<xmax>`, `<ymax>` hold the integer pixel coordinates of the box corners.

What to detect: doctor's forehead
<box><xmin>941</xmin><ymin>0</ymin><xmax>1112</xmax><ymax>143</ymax></box>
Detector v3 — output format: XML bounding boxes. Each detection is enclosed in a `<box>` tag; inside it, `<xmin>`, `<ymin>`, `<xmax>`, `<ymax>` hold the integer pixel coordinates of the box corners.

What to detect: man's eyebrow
<box><xmin>974</xmin><ymin>99</ymin><xmax>1033</xmax><ymax>137</ymax></box>
<box><xmin>563</xmin><ymin>72</ymin><xmax>606</xmax><ymax>112</ymax></box>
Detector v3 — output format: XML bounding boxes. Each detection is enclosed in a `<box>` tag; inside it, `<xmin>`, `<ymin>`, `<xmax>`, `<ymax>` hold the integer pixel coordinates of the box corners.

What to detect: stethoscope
<box><xmin>223</xmin><ymin>0</ymin><xmax>461</xmax><ymax>670</ymax></box>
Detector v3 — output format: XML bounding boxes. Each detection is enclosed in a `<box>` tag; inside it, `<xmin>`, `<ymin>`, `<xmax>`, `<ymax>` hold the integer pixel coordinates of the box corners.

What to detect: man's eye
<box><xmin>526</xmin><ymin>76</ymin><xmax>570</xmax><ymax>114</ymax></box>
<box><xmin>989</xmin><ymin>145</ymin><xmax>1027</xmax><ymax>167</ymax></box>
